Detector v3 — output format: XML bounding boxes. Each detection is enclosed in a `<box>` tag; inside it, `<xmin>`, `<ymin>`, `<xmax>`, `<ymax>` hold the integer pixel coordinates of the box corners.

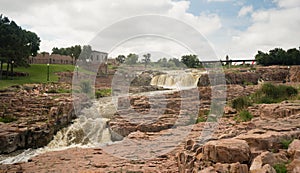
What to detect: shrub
<box><xmin>235</xmin><ymin>110</ymin><xmax>253</xmax><ymax>122</ymax></box>
<box><xmin>254</xmin><ymin>83</ymin><xmax>298</xmax><ymax>103</ymax></box>
<box><xmin>95</xmin><ymin>88</ymin><xmax>112</xmax><ymax>98</ymax></box>
<box><xmin>273</xmin><ymin>163</ymin><xmax>287</xmax><ymax>173</ymax></box>
<box><xmin>231</xmin><ymin>96</ymin><xmax>252</xmax><ymax>111</ymax></box>
<box><xmin>196</xmin><ymin>115</ymin><xmax>207</xmax><ymax>123</ymax></box>
<box><xmin>80</xmin><ymin>80</ymin><xmax>92</xmax><ymax>94</ymax></box>
<box><xmin>0</xmin><ymin>116</ymin><xmax>17</xmax><ymax>123</ymax></box>
<box><xmin>281</xmin><ymin>138</ymin><xmax>294</xmax><ymax>149</ymax></box>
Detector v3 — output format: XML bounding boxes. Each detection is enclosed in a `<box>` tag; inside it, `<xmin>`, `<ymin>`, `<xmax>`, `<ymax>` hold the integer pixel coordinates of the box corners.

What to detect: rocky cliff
<box><xmin>0</xmin><ymin>83</ymin><xmax>87</xmax><ymax>154</ymax></box>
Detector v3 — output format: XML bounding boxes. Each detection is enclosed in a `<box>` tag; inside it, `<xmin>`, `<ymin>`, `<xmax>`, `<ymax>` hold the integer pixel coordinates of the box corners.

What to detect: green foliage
<box><xmin>0</xmin><ymin>64</ymin><xmax>75</xmax><ymax>89</ymax></box>
<box><xmin>46</xmin><ymin>88</ymin><xmax>71</xmax><ymax>93</ymax></box>
<box><xmin>125</xmin><ymin>53</ymin><xmax>139</xmax><ymax>65</ymax></box>
<box><xmin>253</xmin><ymin>83</ymin><xmax>298</xmax><ymax>104</ymax></box>
<box><xmin>80</xmin><ymin>45</ymin><xmax>92</xmax><ymax>61</ymax></box>
<box><xmin>0</xmin><ymin>14</ymin><xmax>40</xmax><ymax>79</ymax></box>
<box><xmin>52</xmin><ymin>45</ymin><xmax>81</xmax><ymax>60</ymax></box>
<box><xmin>80</xmin><ymin>80</ymin><xmax>92</xmax><ymax>94</ymax></box>
<box><xmin>142</xmin><ymin>53</ymin><xmax>151</xmax><ymax>68</ymax></box>
<box><xmin>281</xmin><ymin>138</ymin><xmax>294</xmax><ymax>149</ymax></box>
<box><xmin>273</xmin><ymin>163</ymin><xmax>287</xmax><ymax>173</ymax></box>
<box><xmin>235</xmin><ymin>110</ymin><xmax>253</xmax><ymax>122</ymax></box>
<box><xmin>255</xmin><ymin>47</ymin><xmax>300</xmax><ymax>66</ymax></box>
<box><xmin>196</xmin><ymin>116</ymin><xmax>207</xmax><ymax>123</ymax></box>
<box><xmin>0</xmin><ymin>116</ymin><xmax>17</xmax><ymax>123</ymax></box>
<box><xmin>181</xmin><ymin>54</ymin><xmax>201</xmax><ymax>68</ymax></box>
<box><xmin>95</xmin><ymin>88</ymin><xmax>111</xmax><ymax>98</ymax></box>
<box><xmin>116</xmin><ymin>55</ymin><xmax>126</xmax><ymax>63</ymax></box>
<box><xmin>231</xmin><ymin>96</ymin><xmax>252</xmax><ymax>111</ymax></box>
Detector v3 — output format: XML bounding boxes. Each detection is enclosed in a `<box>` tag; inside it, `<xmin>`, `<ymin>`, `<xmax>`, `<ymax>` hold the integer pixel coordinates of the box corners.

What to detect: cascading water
<box><xmin>150</xmin><ymin>70</ymin><xmax>203</xmax><ymax>89</ymax></box>
<box><xmin>0</xmin><ymin>97</ymin><xmax>115</xmax><ymax>164</ymax></box>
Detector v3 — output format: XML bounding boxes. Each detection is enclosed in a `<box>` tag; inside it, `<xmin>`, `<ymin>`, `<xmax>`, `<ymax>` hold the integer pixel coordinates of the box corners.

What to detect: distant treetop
<box><xmin>255</xmin><ymin>47</ymin><xmax>300</xmax><ymax>66</ymax></box>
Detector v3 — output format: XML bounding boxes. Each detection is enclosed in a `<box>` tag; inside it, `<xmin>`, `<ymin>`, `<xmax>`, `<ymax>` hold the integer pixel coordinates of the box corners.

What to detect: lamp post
<box><xmin>0</xmin><ymin>60</ymin><xmax>2</xmax><ymax>80</ymax></box>
<box><xmin>76</xmin><ymin>65</ymin><xmax>79</xmax><ymax>77</ymax></box>
<box><xmin>11</xmin><ymin>60</ymin><xmax>14</xmax><ymax>80</ymax></box>
<box><xmin>47</xmin><ymin>63</ymin><xmax>50</xmax><ymax>82</ymax></box>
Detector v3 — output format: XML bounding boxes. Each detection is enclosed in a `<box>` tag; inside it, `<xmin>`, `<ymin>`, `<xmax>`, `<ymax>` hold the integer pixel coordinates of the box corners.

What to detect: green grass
<box><xmin>231</xmin><ymin>96</ymin><xmax>252</xmax><ymax>111</ymax></box>
<box><xmin>253</xmin><ymin>83</ymin><xmax>298</xmax><ymax>104</ymax></box>
<box><xmin>235</xmin><ymin>110</ymin><xmax>253</xmax><ymax>122</ymax></box>
<box><xmin>231</xmin><ymin>83</ymin><xmax>298</xmax><ymax>110</ymax></box>
<box><xmin>273</xmin><ymin>163</ymin><xmax>287</xmax><ymax>173</ymax></box>
<box><xmin>281</xmin><ymin>138</ymin><xmax>294</xmax><ymax>149</ymax></box>
<box><xmin>0</xmin><ymin>64</ymin><xmax>75</xmax><ymax>89</ymax></box>
<box><xmin>95</xmin><ymin>88</ymin><xmax>112</xmax><ymax>98</ymax></box>
<box><xmin>0</xmin><ymin>116</ymin><xmax>17</xmax><ymax>123</ymax></box>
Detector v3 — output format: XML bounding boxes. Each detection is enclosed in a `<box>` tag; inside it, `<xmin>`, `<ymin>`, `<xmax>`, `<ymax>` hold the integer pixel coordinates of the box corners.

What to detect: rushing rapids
<box><xmin>0</xmin><ymin>97</ymin><xmax>115</xmax><ymax>164</ymax></box>
<box><xmin>0</xmin><ymin>70</ymin><xmax>205</xmax><ymax>164</ymax></box>
<box><xmin>150</xmin><ymin>70</ymin><xmax>205</xmax><ymax>89</ymax></box>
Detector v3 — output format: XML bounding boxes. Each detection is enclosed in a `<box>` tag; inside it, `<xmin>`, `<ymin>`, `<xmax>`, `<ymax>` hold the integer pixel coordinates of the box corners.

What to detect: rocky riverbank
<box><xmin>0</xmin><ymin>83</ymin><xmax>88</xmax><ymax>154</ymax></box>
<box><xmin>0</xmin><ymin>66</ymin><xmax>300</xmax><ymax>172</ymax></box>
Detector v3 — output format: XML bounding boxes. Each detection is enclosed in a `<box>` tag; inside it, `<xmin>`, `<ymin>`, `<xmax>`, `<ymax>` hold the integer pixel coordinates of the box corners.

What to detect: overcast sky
<box><xmin>1</xmin><ymin>0</ymin><xmax>299</xmax><ymax>60</ymax></box>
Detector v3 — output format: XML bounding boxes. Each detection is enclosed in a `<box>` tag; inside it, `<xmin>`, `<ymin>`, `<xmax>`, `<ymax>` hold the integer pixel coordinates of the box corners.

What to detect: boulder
<box><xmin>203</xmin><ymin>139</ymin><xmax>250</xmax><ymax>163</ymax></box>
<box><xmin>287</xmin><ymin>159</ymin><xmax>300</xmax><ymax>173</ymax></box>
<box><xmin>215</xmin><ymin>162</ymin><xmax>248</xmax><ymax>173</ymax></box>
<box><xmin>288</xmin><ymin>139</ymin><xmax>300</xmax><ymax>159</ymax></box>
<box><xmin>250</xmin><ymin>151</ymin><xmax>288</xmax><ymax>172</ymax></box>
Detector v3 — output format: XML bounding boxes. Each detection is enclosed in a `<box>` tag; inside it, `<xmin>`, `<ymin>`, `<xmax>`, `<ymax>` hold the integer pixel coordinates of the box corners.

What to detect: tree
<box><xmin>80</xmin><ymin>45</ymin><xmax>92</xmax><ymax>62</ymax></box>
<box><xmin>0</xmin><ymin>14</ymin><xmax>40</xmax><ymax>79</ymax></box>
<box><xmin>181</xmin><ymin>55</ymin><xmax>200</xmax><ymax>68</ymax></box>
<box><xmin>51</xmin><ymin>45</ymin><xmax>82</xmax><ymax>60</ymax></box>
<box><xmin>125</xmin><ymin>53</ymin><xmax>139</xmax><ymax>65</ymax></box>
<box><xmin>142</xmin><ymin>53</ymin><xmax>151</xmax><ymax>68</ymax></box>
<box><xmin>116</xmin><ymin>55</ymin><xmax>126</xmax><ymax>64</ymax></box>
<box><xmin>255</xmin><ymin>47</ymin><xmax>300</xmax><ymax>66</ymax></box>
<box><xmin>286</xmin><ymin>48</ymin><xmax>300</xmax><ymax>65</ymax></box>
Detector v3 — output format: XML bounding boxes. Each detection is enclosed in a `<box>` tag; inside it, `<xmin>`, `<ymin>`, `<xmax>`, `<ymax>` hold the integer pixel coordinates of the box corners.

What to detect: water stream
<box><xmin>0</xmin><ymin>70</ymin><xmax>204</xmax><ymax>164</ymax></box>
<box><xmin>0</xmin><ymin>97</ymin><xmax>115</xmax><ymax>164</ymax></box>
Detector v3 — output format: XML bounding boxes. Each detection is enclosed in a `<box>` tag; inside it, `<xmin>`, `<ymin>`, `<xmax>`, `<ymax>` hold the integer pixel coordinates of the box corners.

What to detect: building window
<box><xmin>97</xmin><ymin>55</ymin><xmax>99</xmax><ymax>61</ymax></box>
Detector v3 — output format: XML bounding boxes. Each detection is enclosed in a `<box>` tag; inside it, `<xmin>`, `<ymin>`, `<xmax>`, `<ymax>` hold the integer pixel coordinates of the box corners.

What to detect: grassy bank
<box><xmin>0</xmin><ymin>64</ymin><xmax>75</xmax><ymax>89</ymax></box>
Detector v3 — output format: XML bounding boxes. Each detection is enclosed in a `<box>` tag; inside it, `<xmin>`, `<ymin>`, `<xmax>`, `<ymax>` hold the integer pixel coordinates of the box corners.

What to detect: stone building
<box><xmin>29</xmin><ymin>53</ymin><xmax>74</xmax><ymax>65</ymax></box>
<box><xmin>89</xmin><ymin>51</ymin><xmax>108</xmax><ymax>63</ymax></box>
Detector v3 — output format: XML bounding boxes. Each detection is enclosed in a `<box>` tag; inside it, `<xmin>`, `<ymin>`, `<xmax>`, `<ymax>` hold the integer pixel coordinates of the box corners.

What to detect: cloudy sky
<box><xmin>1</xmin><ymin>0</ymin><xmax>299</xmax><ymax>60</ymax></box>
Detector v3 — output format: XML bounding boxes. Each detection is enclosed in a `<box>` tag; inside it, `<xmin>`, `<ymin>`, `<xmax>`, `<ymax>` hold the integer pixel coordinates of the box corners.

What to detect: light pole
<box><xmin>11</xmin><ymin>60</ymin><xmax>14</xmax><ymax>80</ymax></box>
<box><xmin>47</xmin><ymin>63</ymin><xmax>50</xmax><ymax>82</ymax></box>
<box><xmin>0</xmin><ymin>60</ymin><xmax>2</xmax><ymax>80</ymax></box>
<box><xmin>76</xmin><ymin>65</ymin><xmax>79</xmax><ymax>77</ymax></box>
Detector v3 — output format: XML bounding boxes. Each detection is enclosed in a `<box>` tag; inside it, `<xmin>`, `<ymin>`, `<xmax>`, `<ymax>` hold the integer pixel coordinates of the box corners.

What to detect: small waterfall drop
<box><xmin>0</xmin><ymin>97</ymin><xmax>115</xmax><ymax>164</ymax></box>
<box><xmin>150</xmin><ymin>70</ymin><xmax>202</xmax><ymax>89</ymax></box>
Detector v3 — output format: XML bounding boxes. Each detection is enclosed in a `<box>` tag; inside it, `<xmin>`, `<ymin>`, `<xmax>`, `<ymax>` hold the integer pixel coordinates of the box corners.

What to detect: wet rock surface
<box><xmin>1</xmin><ymin>66</ymin><xmax>300</xmax><ymax>172</ymax></box>
<box><xmin>0</xmin><ymin>83</ymin><xmax>87</xmax><ymax>154</ymax></box>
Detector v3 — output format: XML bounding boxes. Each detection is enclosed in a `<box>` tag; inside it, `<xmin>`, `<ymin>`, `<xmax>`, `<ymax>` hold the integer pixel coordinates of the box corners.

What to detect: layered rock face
<box><xmin>177</xmin><ymin>103</ymin><xmax>300</xmax><ymax>173</ymax></box>
<box><xmin>0</xmin><ymin>84</ymin><xmax>86</xmax><ymax>154</ymax></box>
<box><xmin>198</xmin><ymin>65</ymin><xmax>298</xmax><ymax>87</ymax></box>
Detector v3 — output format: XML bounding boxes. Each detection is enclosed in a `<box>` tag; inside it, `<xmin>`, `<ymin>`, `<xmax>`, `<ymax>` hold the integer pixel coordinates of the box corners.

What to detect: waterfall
<box><xmin>150</xmin><ymin>70</ymin><xmax>201</xmax><ymax>89</ymax></box>
<box><xmin>0</xmin><ymin>98</ymin><xmax>115</xmax><ymax>164</ymax></box>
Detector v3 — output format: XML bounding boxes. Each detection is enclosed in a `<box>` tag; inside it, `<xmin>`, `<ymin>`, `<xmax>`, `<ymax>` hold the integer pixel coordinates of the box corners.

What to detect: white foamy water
<box><xmin>0</xmin><ymin>98</ymin><xmax>115</xmax><ymax>164</ymax></box>
<box><xmin>150</xmin><ymin>70</ymin><xmax>206</xmax><ymax>89</ymax></box>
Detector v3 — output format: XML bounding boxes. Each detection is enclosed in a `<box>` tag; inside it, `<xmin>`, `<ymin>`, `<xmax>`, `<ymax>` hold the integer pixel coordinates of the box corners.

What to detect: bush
<box><xmin>273</xmin><ymin>163</ymin><xmax>287</xmax><ymax>173</ymax></box>
<box><xmin>281</xmin><ymin>138</ymin><xmax>294</xmax><ymax>149</ymax></box>
<box><xmin>80</xmin><ymin>80</ymin><xmax>92</xmax><ymax>94</ymax></box>
<box><xmin>0</xmin><ymin>116</ymin><xmax>17</xmax><ymax>123</ymax></box>
<box><xmin>95</xmin><ymin>88</ymin><xmax>112</xmax><ymax>98</ymax></box>
<box><xmin>231</xmin><ymin>96</ymin><xmax>252</xmax><ymax>111</ymax></box>
<box><xmin>254</xmin><ymin>83</ymin><xmax>298</xmax><ymax>103</ymax></box>
<box><xmin>235</xmin><ymin>110</ymin><xmax>253</xmax><ymax>122</ymax></box>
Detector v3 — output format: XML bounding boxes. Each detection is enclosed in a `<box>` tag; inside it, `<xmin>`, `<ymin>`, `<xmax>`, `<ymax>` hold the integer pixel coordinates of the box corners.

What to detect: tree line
<box><xmin>0</xmin><ymin>14</ymin><xmax>40</xmax><ymax>79</ymax></box>
<box><xmin>255</xmin><ymin>47</ymin><xmax>300</xmax><ymax>66</ymax></box>
<box><xmin>115</xmin><ymin>53</ymin><xmax>202</xmax><ymax>68</ymax></box>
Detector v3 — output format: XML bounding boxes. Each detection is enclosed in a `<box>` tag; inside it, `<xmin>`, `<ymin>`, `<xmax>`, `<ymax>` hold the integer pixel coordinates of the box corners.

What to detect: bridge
<box><xmin>201</xmin><ymin>59</ymin><xmax>256</xmax><ymax>64</ymax></box>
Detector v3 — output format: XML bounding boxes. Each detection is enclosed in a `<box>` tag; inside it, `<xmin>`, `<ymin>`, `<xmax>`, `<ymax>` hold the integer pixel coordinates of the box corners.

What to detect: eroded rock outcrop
<box><xmin>0</xmin><ymin>84</ymin><xmax>87</xmax><ymax>154</ymax></box>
